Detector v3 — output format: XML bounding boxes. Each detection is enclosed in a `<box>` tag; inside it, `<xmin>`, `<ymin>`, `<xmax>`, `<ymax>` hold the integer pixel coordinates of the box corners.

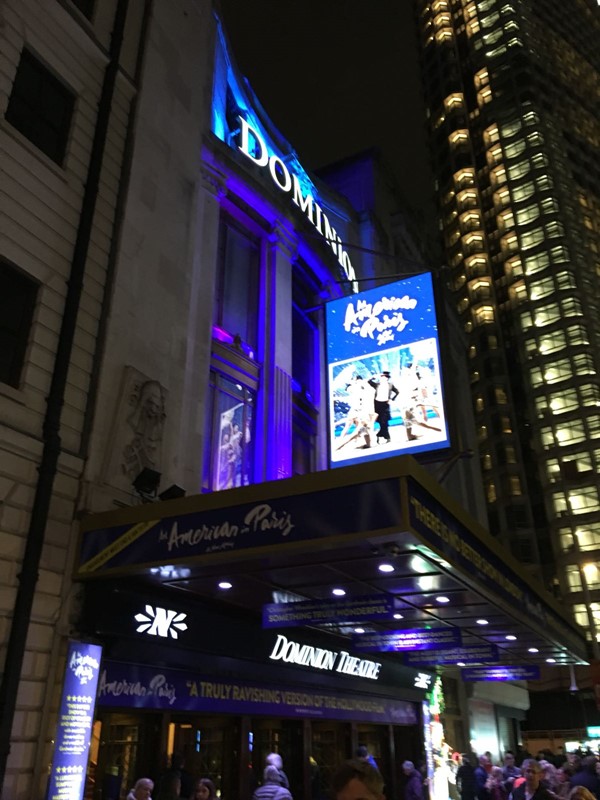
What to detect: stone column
<box><xmin>176</xmin><ymin>160</ymin><xmax>227</xmax><ymax>490</ymax></box>
<box><xmin>262</xmin><ymin>220</ymin><xmax>296</xmax><ymax>481</ymax></box>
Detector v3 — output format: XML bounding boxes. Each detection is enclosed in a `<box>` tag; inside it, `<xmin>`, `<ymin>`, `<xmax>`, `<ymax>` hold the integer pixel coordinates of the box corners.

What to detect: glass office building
<box><xmin>415</xmin><ymin>0</ymin><xmax>600</xmax><ymax>649</ymax></box>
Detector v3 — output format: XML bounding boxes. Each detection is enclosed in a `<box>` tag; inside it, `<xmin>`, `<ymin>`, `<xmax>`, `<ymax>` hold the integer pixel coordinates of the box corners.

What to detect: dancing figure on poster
<box><xmin>335</xmin><ymin>374</ymin><xmax>377</xmax><ymax>451</ymax></box>
<box><xmin>368</xmin><ymin>371</ymin><xmax>399</xmax><ymax>444</ymax></box>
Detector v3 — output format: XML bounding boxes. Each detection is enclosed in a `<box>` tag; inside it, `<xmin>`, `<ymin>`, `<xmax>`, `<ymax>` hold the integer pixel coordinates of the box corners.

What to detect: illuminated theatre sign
<box><xmin>269</xmin><ymin>633</ymin><xmax>382</xmax><ymax>680</ymax></box>
<box><xmin>235</xmin><ymin>115</ymin><xmax>358</xmax><ymax>292</ymax></box>
<box><xmin>326</xmin><ymin>273</ymin><xmax>450</xmax><ymax>466</ymax></box>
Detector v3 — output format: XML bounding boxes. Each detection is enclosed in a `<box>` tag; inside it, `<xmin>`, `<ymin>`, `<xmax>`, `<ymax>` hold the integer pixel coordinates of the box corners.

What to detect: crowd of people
<box><xmin>125</xmin><ymin>746</ymin><xmax>600</xmax><ymax>800</ymax></box>
<box><xmin>455</xmin><ymin>750</ymin><xmax>600</xmax><ymax>800</ymax></box>
<box><xmin>126</xmin><ymin>754</ymin><xmax>216</xmax><ymax>800</ymax></box>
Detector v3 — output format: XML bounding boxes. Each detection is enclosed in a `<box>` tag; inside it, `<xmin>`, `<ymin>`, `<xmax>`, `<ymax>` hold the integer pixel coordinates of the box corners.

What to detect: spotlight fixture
<box><xmin>457</xmin><ymin>661</ymin><xmax>466</xmax><ymax>667</ymax></box>
<box><xmin>218</xmin><ymin>581</ymin><xmax>233</xmax><ymax>590</ymax></box>
<box><xmin>476</xmin><ymin>619</ymin><xmax>489</xmax><ymax>625</ymax></box>
<box><xmin>393</xmin><ymin>613</ymin><xmax>403</xmax><ymax>620</ymax></box>
<box><xmin>436</xmin><ymin>596</ymin><xmax>450</xmax><ymax>604</ymax></box>
<box><xmin>132</xmin><ymin>467</ymin><xmax>161</xmax><ymax>501</ymax></box>
<box><xmin>505</xmin><ymin>634</ymin><xmax>517</xmax><ymax>641</ymax></box>
<box><xmin>546</xmin><ymin>657</ymin><xmax>556</xmax><ymax>663</ymax></box>
<box><xmin>528</xmin><ymin>647</ymin><xmax>539</xmax><ymax>653</ymax></box>
<box><xmin>378</xmin><ymin>563</ymin><xmax>394</xmax><ymax>573</ymax></box>
<box><xmin>354</xmin><ymin>627</ymin><xmax>365</xmax><ymax>634</ymax></box>
<box><xmin>332</xmin><ymin>588</ymin><xmax>346</xmax><ymax>597</ymax></box>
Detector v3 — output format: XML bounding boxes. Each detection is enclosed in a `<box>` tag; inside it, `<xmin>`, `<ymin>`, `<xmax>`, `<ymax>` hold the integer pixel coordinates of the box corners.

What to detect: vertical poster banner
<box><xmin>325</xmin><ymin>273</ymin><xmax>450</xmax><ymax>467</ymax></box>
<box><xmin>47</xmin><ymin>641</ymin><xmax>103</xmax><ymax>800</ymax></box>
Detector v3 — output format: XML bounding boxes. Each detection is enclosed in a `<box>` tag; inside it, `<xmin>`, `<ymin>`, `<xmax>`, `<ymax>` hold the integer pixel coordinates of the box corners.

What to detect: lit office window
<box><xmin>483</xmin><ymin>124</ymin><xmax>500</xmax><ymax>146</ymax></box>
<box><xmin>510</xmin><ymin>181</ymin><xmax>535</xmax><ymax>203</ymax></box>
<box><xmin>521</xmin><ymin>228</ymin><xmax>545</xmax><ymax>250</ymax></box>
<box><xmin>473</xmin><ymin>305</ymin><xmax>495</xmax><ymax>324</ymax></box>
<box><xmin>548</xmin><ymin>389</ymin><xmax>578</xmax><ymax>414</ymax></box>
<box><xmin>486</xmin><ymin>481</ymin><xmax>497</xmax><ymax>503</ymax></box>
<box><xmin>508</xmin><ymin>476</ymin><xmax>522</xmax><ymax>496</ymax></box>
<box><xmin>504</xmin><ymin>140</ymin><xmax>526</xmax><ymax>160</ymax></box>
<box><xmin>449</xmin><ymin>129</ymin><xmax>470</xmax><ymax>147</ymax></box>
<box><xmin>543</xmin><ymin>360</ymin><xmax>572</xmax><ymax>384</ymax></box>
<box><xmin>529</xmin><ymin>276</ymin><xmax>556</xmax><ymax>300</ymax></box>
<box><xmin>507</xmin><ymin>160</ymin><xmax>531</xmax><ymax>181</ymax></box>
<box><xmin>501</xmin><ymin>119</ymin><xmax>522</xmax><ymax>138</ymax></box>
<box><xmin>555</xmin><ymin>421</ymin><xmax>586</xmax><ymax>447</ymax></box>
<box><xmin>523</xmin><ymin>253</ymin><xmax>550</xmax><ymax>276</ymax></box>
<box><xmin>539</xmin><ymin>331</ymin><xmax>567</xmax><ymax>355</ymax></box>
<box><xmin>497</xmin><ymin>209</ymin><xmax>515</xmax><ymax>231</ymax></box>
<box><xmin>500</xmin><ymin>233</ymin><xmax>519</xmax><ymax>254</ymax></box>
<box><xmin>535</xmin><ymin>304</ymin><xmax>561</xmax><ymax>328</ymax></box>
<box><xmin>444</xmin><ymin>93</ymin><xmax>465</xmax><ymax>112</ymax></box>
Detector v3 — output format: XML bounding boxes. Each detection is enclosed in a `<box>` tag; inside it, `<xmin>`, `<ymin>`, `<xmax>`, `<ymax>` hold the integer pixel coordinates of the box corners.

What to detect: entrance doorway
<box><xmin>249</xmin><ymin>718</ymin><xmax>304</xmax><ymax>795</ymax></box>
<box><xmin>311</xmin><ymin>721</ymin><xmax>351</xmax><ymax>799</ymax></box>
<box><xmin>169</xmin><ymin>715</ymin><xmax>240</xmax><ymax>799</ymax></box>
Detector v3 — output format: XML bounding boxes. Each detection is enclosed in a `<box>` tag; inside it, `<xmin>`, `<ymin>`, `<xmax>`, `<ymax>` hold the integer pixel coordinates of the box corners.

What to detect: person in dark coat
<box><xmin>510</xmin><ymin>759</ymin><xmax>554</xmax><ymax>800</ymax></box>
<box><xmin>252</xmin><ymin>766</ymin><xmax>292</xmax><ymax>800</ymax></box>
<box><xmin>475</xmin><ymin>756</ymin><xmax>492</xmax><ymax>800</ymax></box>
<box><xmin>457</xmin><ymin>755</ymin><xmax>478</xmax><ymax>800</ymax></box>
<box><xmin>331</xmin><ymin>759</ymin><xmax>384</xmax><ymax>800</ymax></box>
<box><xmin>403</xmin><ymin>760</ymin><xmax>424</xmax><ymax>800</ymax></box>
<box><xmin>569</xmin><ymin>757</ymin><xmax>600</xmax><ymax>797</ymax></box>
<box><xmin>266</xmin><ymin>753</ymin><xmax>290</xmax><ymax>791</ymax></box>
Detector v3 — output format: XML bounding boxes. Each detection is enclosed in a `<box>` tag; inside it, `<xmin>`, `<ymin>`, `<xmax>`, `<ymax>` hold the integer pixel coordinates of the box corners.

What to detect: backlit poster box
<box><xmin>48</xmin><ymin>641</ymin><xmax>102</xmax><ymax>800</ymax></box>
<box><xmin>326</xmin><ymin>273</ymin><xmax>450</xmax><ymax>466</ymax></box>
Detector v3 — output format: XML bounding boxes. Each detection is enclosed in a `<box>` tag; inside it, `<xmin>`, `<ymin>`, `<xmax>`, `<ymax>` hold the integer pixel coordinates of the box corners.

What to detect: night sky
<box><xmin>219</xmin><ymin>0</ymin><xmax>436</xmax><ymax>224</ymax></box>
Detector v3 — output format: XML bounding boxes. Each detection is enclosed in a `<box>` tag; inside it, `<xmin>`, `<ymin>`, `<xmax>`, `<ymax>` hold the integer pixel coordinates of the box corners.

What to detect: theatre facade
<box><xmin>73</xmin><ymin>458</ymin><xmax>588</xmax><ymax>800</ymax></box>
<box><xmin>4</xmin><ymin>3</ymin><xmax>589</xmax><ymax>799</ymax></box>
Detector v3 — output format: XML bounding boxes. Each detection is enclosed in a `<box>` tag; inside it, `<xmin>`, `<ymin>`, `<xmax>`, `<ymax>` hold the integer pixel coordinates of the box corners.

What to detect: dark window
<box><xmin>5</xmin><ymin>49</ymin><xmax>75</xmax><ymax>164</ymax></box>
<box><xmin>215</xmin><ymin>215</ymin><xmax>260</xmax><ymax>350</ymax></box>
<box><xmin>71</xmin><ymin>0</ymin><xmax>95</xmax><ymax>18</ymax></box>
<box><xmin>0</xmin><ymin>261</ymin><xmax>37</xmax><ymax>388</ymax></box>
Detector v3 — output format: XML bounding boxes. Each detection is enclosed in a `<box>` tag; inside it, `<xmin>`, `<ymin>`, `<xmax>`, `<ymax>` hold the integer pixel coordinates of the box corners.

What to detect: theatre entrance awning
<box><xmin>76</xmin><ymin>457</ymin><xmax>588</xmax><ymax>667</ymax></box>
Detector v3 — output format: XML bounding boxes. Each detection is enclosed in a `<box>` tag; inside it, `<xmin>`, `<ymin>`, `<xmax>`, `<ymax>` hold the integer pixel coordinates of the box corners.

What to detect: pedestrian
<box><xmin>356</xmin><ymin>745</ymin><xmax>379</xmax><ymax>771</ymax></box>
<box><xmin>252</xmin><ymin>766</ymin><xmax>293</xmax><ymax>800</ymax></box>
<box><xmin>510</xmin><ymin>759</ymin><xmax>553</xmax><ymax>800</ymax></box>
<box><xmin>331</xmin><ymin>758</ymin><xmax>385</xmax><ymax>800</ymax></box>
<box><xmin>156</xmin><ymin>772</ymin><xmax>181</xmax><ymax>800</ymax></box>
<box><xmin>266</xmin><ymin>753</ymin><xmax>290</xmax><ymax>790</ymax></box>
<box><xmin>403</xmin><ymin>760</ymin><xmax>424</xmax><ymax>800</ymax></box>
<box><xmin>570</xmin><ymin>757</ymin><xmax>600</xmax><ymax>797</ymax></box>
<box><xmin>503</xmin><ymin>752</ymin><xmax>521</xmax><ymax>794</ymax></box>
<box><xmin>486</xmin><ymin>767</ymin><xmax>507</xmax><ymax>800</ymax></box>
<box><xmin>569</xmin><ymin>787</ymin><xmax>596</xmax><ymax>800</ymax></box>
<box><xmin>475</xmin><ymin>756</ymin><xmax>492</xmax><ymax>800</ymax></box>
<box><xmin>457</xmin><ymin>755</ymin><xmax>477</xmax><ymax>800</ymax></box>
<box><xmin>127</xmin><ymin>778</ymin><xmax>154</xmax><ymax>800</ymax></box>
<box><xmin>191</xmin><ymin>778</ymin><xmax>216</xmax><ymax>800</ymax></box>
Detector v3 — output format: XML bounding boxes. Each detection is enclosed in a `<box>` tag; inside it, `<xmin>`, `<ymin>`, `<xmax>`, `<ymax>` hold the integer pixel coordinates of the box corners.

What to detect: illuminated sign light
<box><xmin>415</xmin><ymin>672</ymin><xmax>433</xmax><ymax>689</ymax></box>
<box><xmin>134</xmin><ymin>605</ymin><xmax>188</xmax><ymax>639</ymax></box>
<box><xmin>48</xmin><ymin>641</ymin><xmax>102</xmax><ymax>800</ymax></box>
<box><xmin>404</xmin><ymin>644</ymin><xmax>499</xmax><ymax>666</ymax></box>
<box><xmin>461</xmin><ymin>665</ymin><xmax>541</xmax><ymax>682</ymax></box>
<box><xmin>353</xmin><ymin>627</ymin><xmax>461</xmax><ymax>653</ymax></box>
<box><xmin>326</xmin><ymin>273</ymin><xmax>450</xmax><ymax>467</ymax></box>
<box><xmin>269</xmin><ymin>633</ymin><xmax>382</xmax><ymax>680</ymax></box>
<box><xmin>237</xmin><ymin>116</ymin><xmax>358</xmax><ymax>291</ymax></box>
<box><xmin>262</xmin><ymin>594</ymin><xmax>405</xmax><ymax>628</ymax></box>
